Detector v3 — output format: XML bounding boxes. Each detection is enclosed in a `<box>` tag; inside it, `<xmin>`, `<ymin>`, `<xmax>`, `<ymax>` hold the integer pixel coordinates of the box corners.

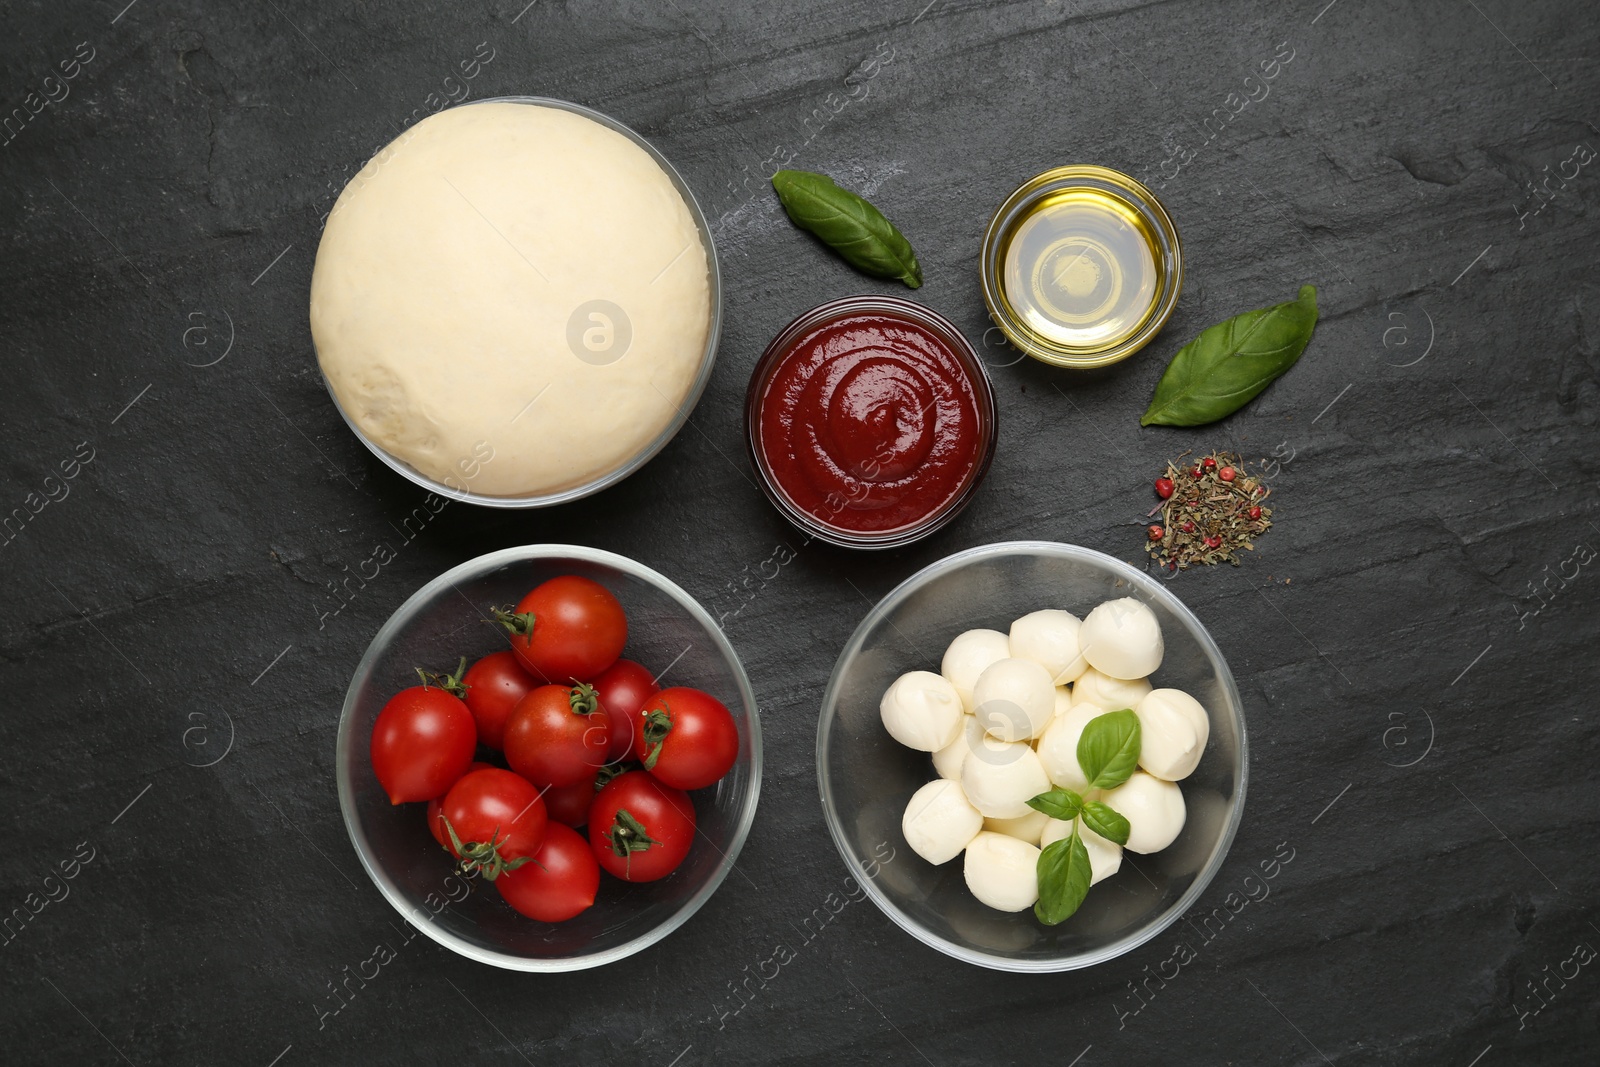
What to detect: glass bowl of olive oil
<box><xmin>980</xmin><ymin>166</ymin><xmax>1182</xmax><ymax>369</ymax></box>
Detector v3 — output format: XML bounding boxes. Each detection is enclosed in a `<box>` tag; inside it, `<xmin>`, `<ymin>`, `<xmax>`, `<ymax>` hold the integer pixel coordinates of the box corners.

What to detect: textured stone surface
<box><xmin>2</xmin><ymin>1</ymin><xmax>1598</xmax><ymax>1063</ymax></box>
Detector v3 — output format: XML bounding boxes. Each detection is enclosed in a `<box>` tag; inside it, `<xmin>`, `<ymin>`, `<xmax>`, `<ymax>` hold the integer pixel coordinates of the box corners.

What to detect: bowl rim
<box><xmin>315</xmin><ymin>95</ymin><xmax>724</xmax><ymax>509</ymax></box>
<box><xmin>743</xmin><ymin>294</ymin><xmax>999</xmax><ymax>550</ymax></box>
<box><xmin>335</xmin><ymin>544</ymin><xmax>764</xmax><ymax>972</ymax></box>
<box><xmin>814</xmin><ymin>539</ymin><xmax>1248</xmax><ymax>972</ymax></box>
<box><xmin>979</xmin><ymin>164</ymin><xmax>1183</xmax><ymax>370</ymax></box>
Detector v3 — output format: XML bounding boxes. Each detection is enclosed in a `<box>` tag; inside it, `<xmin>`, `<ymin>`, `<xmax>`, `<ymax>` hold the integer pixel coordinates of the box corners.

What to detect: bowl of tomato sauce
<box><xmin>746</xmin><ymin>296</ymin><xmax>997</xmax><ymax>549</ymax></box>
<box><xmin>334</xmin><ymin>545</ymin><xmax>762</xmax><ymax>971</ymax></box>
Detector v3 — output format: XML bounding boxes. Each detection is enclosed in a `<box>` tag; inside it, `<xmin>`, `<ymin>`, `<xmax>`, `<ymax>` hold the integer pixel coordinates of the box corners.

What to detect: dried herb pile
<box><xmin>1144</xmin><ymin>450</ymin><xmax>1273</xmax><ymax>570</ymax></box>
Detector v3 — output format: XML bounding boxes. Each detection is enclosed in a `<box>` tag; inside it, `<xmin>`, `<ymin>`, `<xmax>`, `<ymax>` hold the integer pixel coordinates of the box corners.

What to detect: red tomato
<box><xmin>588</xmin><ymin>771</ymin><xmax>695</xmax><ymax>882</ymax></box>
<box><xmin>370</xmin><ymin>682</ymin><xmax>476</xmax><ymax>805</ymax></box>
<box><xmin>439</xmin><ymin>768</ymin><xmax>548</xmax><ymax>880</ymax></box>
<box><xmin>462</xmin><ymin>651</ymin><xmax>535</xmax><ymax>750</ymax></box>
<box><xmin>592</xmin><ymin>658</ymin><xmax>658</xmax><ymax>762</ymax></box>
<box><xmin>495</xmin><ymin>575</ymin><xmax>627</xmax><ymax>683</ymax></box>
<box><xmin>504</xmin><ymin>683</ymin><xmax>611</xmax><ymax>787</ymax></box>
<box><xmin>633</xmin><ymin>687</ymin><xmax>739</xmax><ymax>791</ymax></box>
<box><xmin>542</xmin><ymin>772</ymin><xmax>598</xmax><ymax>829</ymax></box>
<box><xmin>496</xmin><ymin>823</ymin><xmax>600</xmax><ymax>922</ymax></box>
<box><xmin>426</xmin><ymin>761</ymin><xmax>496</xmax><ymax>849</ymax></box>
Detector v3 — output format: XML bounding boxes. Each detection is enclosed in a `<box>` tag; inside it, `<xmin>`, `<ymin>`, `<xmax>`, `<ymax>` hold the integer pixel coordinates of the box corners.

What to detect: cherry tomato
<box><xmin>370</xmin><ymin>677</ymin><xmax>476</xmax><ymax>805</ymax></box>
<box><xmin>633</xmin><ymin>687</ymin><xmax>739</xmax><ymax>791</ymax></box>
<box><xmin>438</xmin><ymin>768</ymin><xmax>548</xmax><ymax>880</ymax></box>
<box><xmin>504</xmin><ymin>683</ymin><xmax>611</xmax><ymax>787</ymax></box>
<box><xmin>426</xmin><ymin>760</ymin><xmax>496</xmax><ymax>850</ymax></box>
<box><xmin>462</xmin><ymin>651</ymin><xmax>536</xmax><ymax>751</ymax></box>
<box><xmin>588</xmin><ymin>770</ymin><xmax>695</xmax><ymax>882</ymax></box>
<box><xmin>592</xmin><ymin>658</ymin><xmax>658</xmax><ymax>762</ymax></box>
<box><xmin>542</xmin><ymin>772</ymin><xmax>598</xmax><ymax>829</ymax></box>
<box><xmin>494</xmin><ymin>575</ymin><xmax>627</xmax><ymax>683</ymax></box>
<box><xmin>496</xmin><ymin>823</ymin><xmax>600</xmax><ymax>922</ymax></box>
<box><xmin>538</xmin><ymin>765</ymin><xmax>628</xmax><ymax>828</ymax></box>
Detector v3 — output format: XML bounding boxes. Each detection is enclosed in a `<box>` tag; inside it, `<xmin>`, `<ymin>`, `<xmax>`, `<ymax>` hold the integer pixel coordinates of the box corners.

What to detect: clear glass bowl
<box><xmin>816</xmin><ymin>541</ymin><xmax>1246</xmax><ymax>972</ymax></box>
<box><xmin>335</xmin><ymin>545</ymin><xmax>762</xmax><ymax>971</ymax></box>
<box><xmin>979</xmin><ymin>166</ymin><xmax>1182</xmax><ymax>369</ymax></box>
<box><xmin>744</xmin><ymin>295</ymin><xmax>998</xmax><ymax>550</ymax></box>
<box><xmin>316</xmin><ymin>96</ymin><xmax>723</xmax><ymax>509</ymax></box>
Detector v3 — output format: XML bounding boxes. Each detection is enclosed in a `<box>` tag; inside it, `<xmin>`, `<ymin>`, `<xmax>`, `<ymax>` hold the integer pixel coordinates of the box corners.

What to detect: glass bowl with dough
<box><xmin>310</xmin><ymin>97</ymin><xmax>721</xmax><ymax>507</ymax></box>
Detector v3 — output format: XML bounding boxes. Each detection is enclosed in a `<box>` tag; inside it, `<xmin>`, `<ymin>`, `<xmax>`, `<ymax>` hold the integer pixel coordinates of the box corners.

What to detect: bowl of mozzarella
<box><xmin>816</xmin><ymin>541</ymin><xmax>1247</xmax><ymax>971</ymax></box>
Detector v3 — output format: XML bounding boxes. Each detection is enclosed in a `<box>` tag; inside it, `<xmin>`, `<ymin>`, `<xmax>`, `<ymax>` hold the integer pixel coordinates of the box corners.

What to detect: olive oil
<box><xmin>1002</xmin><ymin>188</ymin><xmax>1161</xmax><ymax>349</ymax></box>
<box><xmin>980</xmin><ymin>166</ymin><xmax>1182</xmax><ymax>368</ymax></box>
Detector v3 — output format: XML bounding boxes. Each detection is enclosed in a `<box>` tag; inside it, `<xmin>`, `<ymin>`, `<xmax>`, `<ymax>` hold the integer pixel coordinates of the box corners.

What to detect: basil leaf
<box><xmin>1080</xmin><ymin>801</ymin><xmax>1130</xmax><ymax>847</ymax></box>
<box><xmin>1141</xmin><ymin>285</ymin><xmax>1319</xmax><ymax>427</ymax></box>
<box><xmin>1034</xmin><ymin>827</ymin><xmax>1093</xmax><ymax>925</ymax></box>
<box><xmin>1026</xmin><ymin>788</ymin><xmax>1084</xmax><ymax>821</ymax></box>
<box><xmin>1076</xmin><ymin>709</ymin><xmax>1141</xmax><ymax>791</ymax></box>
<box><xmin>771</xmin><ymin>169</ymin><xmax>922</xmax><ymax>288</ymax></box>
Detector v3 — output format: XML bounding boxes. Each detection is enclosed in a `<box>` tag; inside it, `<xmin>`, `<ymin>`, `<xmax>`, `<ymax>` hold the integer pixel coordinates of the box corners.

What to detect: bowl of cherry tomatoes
<box><xmin>335</xmin><ymin>545</ymin><xmax>762</xmax><ymax>971</ymax></box>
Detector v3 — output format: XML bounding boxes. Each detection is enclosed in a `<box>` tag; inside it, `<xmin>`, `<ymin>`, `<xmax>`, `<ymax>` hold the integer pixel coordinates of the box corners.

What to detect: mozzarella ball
<box><xmin>1053</xmin><ymin>686</ymin><xmax>1073</xmax><ymax>719</ymax></box>
<box><xmin>940</xmin><ymin>629</ymin><xmax>1012</xmax><ymax>710</ymax></box>
<box><xmin>1136</xmin><ymin>688</ymin><xmax>1211</xmax><ymax>781</ymax></box>
<box><xmin>972</xmin><ymin>658</ymin><xmax>1056</xmax><ymax>742</ymax></box>
<box><xmin>1072</xmin><ymin>667</ymin><xmax>1152</xmax><ymax>713</ymax></box>
<box><xmin>960</xmin><ymin>741</ymin><xmax>1051</xmax><ymax>818</ymax></box>
<box><xmin>983</xmin><ymin>809</ymin><xmax>1050</xmax><ymax>845</ymax></box>
<box><xmin>1079</xmin><ymin>598</ymin><xmax>1164</xmax><ymax>680</ymax></box>
<box><xmin>1039</xmin><ymin>818</ymin><xmax>1122</xmax><ymax>885</ymax></box>
<box><xmin>962</xmin><ymin>831</ymin><xmax>1040</xmax><ymax>912</ymax></box>
<box><xmin>1007</xmin><ymin>609</ymin><xmax>1088</xmax><ymax>684</ymax></box>
<box><xmin>1036</xmin><ymin>704</ymin><xmax>1114</xmax><ymax>792</ymax></box>
<box><xmin>932</xmin><ymin>715</ymin><xmax>981</xmax><ymax>780</ymax></box>
<box><xmin>879</xmin><ymin>671</ymin><xmax>964</xmax><ymax>752</ymax></box>
<box><xmin>901</xmin><ymin>779</ymin><xmax>984</xmax><ymax>865</ymax></box>
<box><xmin>1099</xmin><ymin>772</ymin><xmax>1186</xmax><ymax>854</ymax></box>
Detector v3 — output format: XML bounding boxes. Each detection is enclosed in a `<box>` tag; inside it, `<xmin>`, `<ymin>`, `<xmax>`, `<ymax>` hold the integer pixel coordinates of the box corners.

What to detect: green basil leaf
<box><xmin>1076</xmin><ymin>709</ymin><xmax>1141</xmax><ymax>791</ymax></box>
<box><xmin>1034</xmin><ymin>827</ymin><xmax>1093</xmax><ymax>925</ymax></box>
<box><xmin>771</xmin><ymin>169</ymin><xmax>922</xmax><ymax>288</ymax></box>
<box><xmin>1080</xmin><ymin>801</ymin><xmax>1131</xmax><ymax>847</ymax></box>
<box><xmin>1026</xmin><ymin>788</ymin><xmax>1084</xmax><ymax>821</ymax></box>
<box><xmin>1141</xmin><ymin>285</ymin><xmax>1319</xmax><ymax>427</ymax></box>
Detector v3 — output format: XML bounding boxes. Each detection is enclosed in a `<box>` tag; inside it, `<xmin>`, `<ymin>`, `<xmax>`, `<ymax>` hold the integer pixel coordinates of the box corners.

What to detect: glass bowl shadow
<box><xmin>817</xmin><ymin>541</ymin><xmax>1246</xmax><ymax>972</ymax></box>
<box><xmin>335</xmin><ymin>545</ymin><xmax>762</xmax><ymax>971</ymax></box>
<box><xmin>316</xmin><ymin>95</ymin><xmax>723</xmax><ymax>509</ymax></box>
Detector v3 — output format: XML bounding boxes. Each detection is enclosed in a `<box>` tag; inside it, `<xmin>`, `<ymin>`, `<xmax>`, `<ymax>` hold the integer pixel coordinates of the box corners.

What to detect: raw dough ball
<box><xmin>902</xmin><ymin>779</ymin><xmax>983</xmax><ymax>865</ymax></box>
<box><xmin>880</xmin><ymin>671</ymin><xmax>964</xmax><ymax>751</ymax></box>
<box><xmin>963</xmin><ymin>832</ymin><xmax>1040</xmax><ymax>912</ymax></box>
<box><xmin>1039</xmin><ymin>818</ymin><xmax>1123</xmax><ymax>885</ymax></box>
<box><xmin>940</xmin><ymin>629</ymin><xmax>1012</xmax><ymax>710</ymax></box>
<box><xmin>1036</xmin><ymin>704</ymin><xmax>1115</xmax><ymax>792</ymax></box>
<box><xmin>1007</xmin><ymin>609</ymin><xmax>1088</xmax><ymax>684</ymax></box>
<box><xmin>983</xmin><ymin>810</ymin><xmax>1050</xmax><ymax>845</ymax></box>
<box><xmin>1136</xmin><ymin>688</ymin><xmax>1211</xmax><ymax>781</ymax></box>
<box><xmin>1099</xmin><ymin>772</ymin><xmax>1186</xmax><ymax>854</ymax></box>
<box><xmin>311</xmin><ymin>101</ymin><xmax>712</xmax><ymax>498</ymax></box>
<box><xmin>1072</xmin><ymin>667</ymin><xmax>1152</xmax><ymax>713</ymax></box>
<box><xmin>1079</xmin><ymin>598</ymin><xmax>1164</xmax><ymax>680</ymax></box>
<box><xmin>960</xmin><ymin>740</ymin><xmax>1051</xmax><ymax>818</ymax></box>
<box><xmin>972</xmin><ymin>658</ymin><xmax>1056</xmax><ymax>742</ymax></box>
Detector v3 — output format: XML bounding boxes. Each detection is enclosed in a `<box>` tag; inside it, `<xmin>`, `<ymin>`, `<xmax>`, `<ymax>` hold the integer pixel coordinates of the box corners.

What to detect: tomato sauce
<box><xmin>749</xmin><ymin>300</ymin><xmax>993</xmax><ymax>543</ymax></box>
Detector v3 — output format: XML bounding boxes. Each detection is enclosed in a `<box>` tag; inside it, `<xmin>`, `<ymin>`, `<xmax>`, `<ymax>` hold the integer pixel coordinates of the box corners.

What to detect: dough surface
<box><xmin>311</xmin><ymin>101</ymin><xmax>712</xmax><ymax>497</ymax></box>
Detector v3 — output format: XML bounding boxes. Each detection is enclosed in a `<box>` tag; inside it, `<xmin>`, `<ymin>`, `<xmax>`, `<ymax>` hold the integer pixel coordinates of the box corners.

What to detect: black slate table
<box><xmin>4</xmin><ymin>1</ymin><xmax>1597</xmax><ymax>1064</ymax></box>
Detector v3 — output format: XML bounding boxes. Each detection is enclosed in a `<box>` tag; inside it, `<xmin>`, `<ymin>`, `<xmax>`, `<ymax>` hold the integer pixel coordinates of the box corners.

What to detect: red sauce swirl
<box><xmin>751</xmin><ymin>305</ymin><xmax>991</xmax><ymax>541</ymax></box>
